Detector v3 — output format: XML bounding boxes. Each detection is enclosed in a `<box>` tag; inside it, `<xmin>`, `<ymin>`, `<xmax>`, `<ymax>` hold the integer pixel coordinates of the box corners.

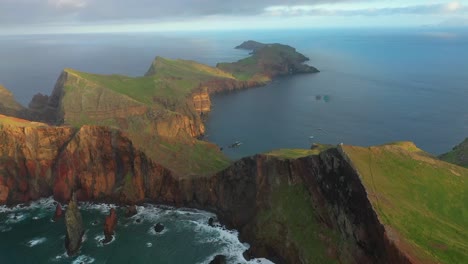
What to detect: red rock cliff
<box><xmin>0</xmin><ymin>124</ymin><xmax>412</xmax><ymax>264</ymax></box>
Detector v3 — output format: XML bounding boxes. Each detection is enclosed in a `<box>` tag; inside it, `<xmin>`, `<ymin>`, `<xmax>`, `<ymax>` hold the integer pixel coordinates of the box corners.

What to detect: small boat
<box><xmin>228</xmin><ymin>141</ymin><xmax>243</xmax><ymax>148</ymax></box>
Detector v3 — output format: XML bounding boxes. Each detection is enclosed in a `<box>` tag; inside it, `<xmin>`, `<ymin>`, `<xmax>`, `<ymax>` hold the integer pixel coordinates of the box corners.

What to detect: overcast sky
<box><xmin>0</xmin><ymin>0</ymin><xmax>467</xmax><ymax>34</ymax></box>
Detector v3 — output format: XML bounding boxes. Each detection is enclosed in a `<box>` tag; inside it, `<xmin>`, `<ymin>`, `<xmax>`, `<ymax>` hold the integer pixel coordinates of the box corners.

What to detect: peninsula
<box><xmin>0</xmin><ymin>41</ymin><xmax>466</xmax><ymax>264</ymax></box>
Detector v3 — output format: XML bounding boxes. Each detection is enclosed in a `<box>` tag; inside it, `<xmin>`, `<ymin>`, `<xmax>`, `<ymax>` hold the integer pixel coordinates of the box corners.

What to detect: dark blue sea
<box><xmin>0</xmin><ymin>29</ymin><xmax>467</xmax><ymax>159</ymax></box>
<box><xmin>0</xmin><ymin>28</ymin><xmax>467</xmax><ymax>263</ymax></box>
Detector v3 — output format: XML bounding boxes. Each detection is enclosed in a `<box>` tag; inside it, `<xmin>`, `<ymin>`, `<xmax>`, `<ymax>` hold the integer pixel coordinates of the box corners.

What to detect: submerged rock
<box><xmin>64</xmin><ymin>194</ymin><xmax>84</xmax><ymax>256</ymax></box>
<box><xmin>154</xmin><ymin>223</ymin><xmax>164</xmax><ymax>233</ymax></box>
<box><xmin>53</xmin><ymin>203</ymin><xmax>63</xmax><ymax>221</ymax></box>
<box><xmin>209</xmin><ymin>255</ymin><xmax>227</xmax><ymax>264</ymax></box>
<box><xmin>208</xmin><ymin>217</ymin><xmax>215</xmax><ymax>227</ymax></box>
<box><xmin>124</xmin><ymin>205</ymin><xmax>138</xmax><ymax>218</ymax></box>
<box><xmin>102</xmin><ymin>208</ymin><xmax>117</xmax><ymax>244</ymax></box>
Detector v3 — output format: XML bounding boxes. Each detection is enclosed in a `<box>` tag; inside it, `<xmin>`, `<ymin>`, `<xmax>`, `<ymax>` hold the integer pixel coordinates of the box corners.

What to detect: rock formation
<box><xmin>154</xmin><ymin>223</ymin><xmax>164</xmax><ymax>233</ymax></box>
<box><xmin>124</xmin><ymin>205</ymin><xmax>138</xmax><ymax>218</ymax></box>
<box><xmin>0</xmin><ymin>41</ymin><xmax>464</xmax><ymax>263</ymax></box>
<box><xmin>53</xmin><ymin>203</ymin><xmax>63</xmax><ymax>221</ymax></box>
<box><xmin>64</xmin><ymin>193</ymin><xmax>84</xmax><ymax>256</ymax></box>
<box><xmin>209</xmin><ymin>255</ymin><xmax>227</xmax><ymax>264</ymax></box>
<box><xmin>0</xmin><ymin>116</ymin><xmax>466</xmax><ymax>263</ymax></box>
<box><xmin>103</xmin><ymin>208</ymin><xmax>117</xmax><ymax>244</ymax></box>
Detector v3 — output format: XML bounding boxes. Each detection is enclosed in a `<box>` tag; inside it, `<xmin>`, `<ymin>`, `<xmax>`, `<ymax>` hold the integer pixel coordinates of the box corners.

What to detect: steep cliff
<box><xmin>26</xmin><ymin>68</ymin><xmax>229</xmax><ymax>175</ymax></box>
<box><xmin>439</xmin><ymin>138</ymin><xmax>468</xmax><ymax>168</ymax></box>
<box><xmin>17</xmin><ymin>41</ymin><xmax>318</xmax><ymax>175</ymax></box>
<box><xmin>1</xmin><ymin>119</ymin><xmax>465</xmax><ymax>263</ymax></box>
<box><xmin>0</xmin><ymin>85</ymin><xmax>32</xmax><ymax>119</ymax></box>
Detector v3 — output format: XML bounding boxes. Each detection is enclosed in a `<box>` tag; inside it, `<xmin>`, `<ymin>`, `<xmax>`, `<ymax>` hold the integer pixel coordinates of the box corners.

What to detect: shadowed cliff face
<box><xmin>0</xmin><ymin>122</ymin><xmax>415</xmax><ymax>263</ymax></box>
<box><xmin>439</xmin><ymin>138</ymin><xmax>468</xmax><ymax>168</ymax></box>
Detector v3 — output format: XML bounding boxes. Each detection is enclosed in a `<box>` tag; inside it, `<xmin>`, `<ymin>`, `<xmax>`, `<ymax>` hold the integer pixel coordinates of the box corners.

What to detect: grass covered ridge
<box><xmin>65</xmin><ymin>57</ymin><xmax>235</xmax><ymax>106</ymax></box>
<box><xmin>0</xmin><ymin>114</ymin><xmax>45</xmax><ymax>127</ymax></box>
<box><xmin>342</xmin><ymin>142</ymin><xmax>468</xmax><ymax>263</ymax></box>
<box><xmin>265</xmin><ymin>144</ymin><xmax>334</xmax><ymax>159</ymax></box>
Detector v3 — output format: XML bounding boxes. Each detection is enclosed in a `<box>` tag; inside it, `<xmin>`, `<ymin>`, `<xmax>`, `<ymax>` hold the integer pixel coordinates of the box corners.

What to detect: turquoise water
<box><xmin>0</xmin><ymin>198</ymin><xmax>271</xmax><ymax>263</ymax></box>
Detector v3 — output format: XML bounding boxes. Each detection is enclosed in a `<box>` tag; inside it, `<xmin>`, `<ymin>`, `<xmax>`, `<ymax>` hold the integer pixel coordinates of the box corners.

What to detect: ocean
<box><xmin>0</xmin><ymin>28</ymin><xmax>467</xmax><ymax>263</ymax></box>
<box><xmin>0</xmin><ymin>198</ymin><xmax>271</xmax><ymax>264</ymax></box>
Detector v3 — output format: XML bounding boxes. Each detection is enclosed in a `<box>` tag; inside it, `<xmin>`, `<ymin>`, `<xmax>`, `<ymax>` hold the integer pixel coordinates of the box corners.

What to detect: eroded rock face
<box><xmin>0</xmin><ymin>123</ymin><xmax>414</xmax><ymax>263</ymax></box>
<box><xmin>103</xmin><ymin>208</ymin><xmax>117</xmax><ymax>244</ymax></box>
<box><xmin>209</xmin><ymin>255</ymin><xmax>227</xmax><ymax>264</ymax></box>
<box><xmin>53</xmin><ymin>203</ymin><xmax>63</xmax><ymax>221</ymax></box>
<box><xmin>65</xmin><ymin>194</ymin><xmax>84</xmax><ymax>256</ymax></box>
<box><xmin>124</xmin><ymin>205</ymin><xmax>138</xmax><ymax>218</ymax></box>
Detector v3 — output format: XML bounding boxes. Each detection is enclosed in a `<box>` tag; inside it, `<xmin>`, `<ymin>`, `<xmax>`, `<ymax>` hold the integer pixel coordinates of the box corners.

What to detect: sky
<box><xmin>0</xmin><ymin>0</ymin><xmax>467</xmax><ymax>34</ymax></box>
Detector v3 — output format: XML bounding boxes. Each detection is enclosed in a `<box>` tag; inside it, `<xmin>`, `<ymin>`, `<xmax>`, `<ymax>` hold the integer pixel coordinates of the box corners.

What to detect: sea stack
<box><xmin>64</xmin><ymin>193</ymin><xmax>84</xmax><ymax>256</ymax></box>
<box><xmin>103</xmin><ymin>208</ymin><xmax>118</xmax><ymax>244</ymax></box>
<box><xmin>53</xmin><ymin>203</ymin><xmax>63</xmax><ymax>221</ymax></box>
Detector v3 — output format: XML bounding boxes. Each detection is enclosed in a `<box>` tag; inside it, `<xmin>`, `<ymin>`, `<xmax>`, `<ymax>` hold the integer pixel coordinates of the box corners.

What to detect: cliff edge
<box><xmin>439</xmin><ymin>138</ymin><xmax>468</xmax><ymax>168</ymax></box>
<box><xmin>0</xmin><ymin>118</ymin><xmax>465</xmax><ymax>263</ymax></box>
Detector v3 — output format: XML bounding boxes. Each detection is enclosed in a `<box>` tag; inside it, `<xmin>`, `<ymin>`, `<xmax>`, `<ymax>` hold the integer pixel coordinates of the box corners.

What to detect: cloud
<box><xmin>0</xmin><ymin>0</ymin><xmax>356</xmax><ymax>24</ymax></box>
<box><xmin>445</xmin><ymin>1</ymin><xmax>463</xmax><ymax>12</ymax></box>
<box><xmin>263</xmin><ymin>2</ymin><xmax>467</xmax><ymax>17</ymax></box>
<box><xmin>0</xmin><ymin>0</ymin><xmax>467</xmax><ymax>30</ymax></box>
<box><xmin>48</xmin><ymin>0</ymin><xmax>87</xmax><ymax>9</ymax></box>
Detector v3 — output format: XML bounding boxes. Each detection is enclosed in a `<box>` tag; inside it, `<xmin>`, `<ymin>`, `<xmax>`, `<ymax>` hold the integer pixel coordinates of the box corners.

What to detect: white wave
<box><xmin>51</xmin><ymin>252</ymin><xmax>67</xmax><ymax>262</ymax></box>
<box><xmin>26</xmin><ymin>237</ymin><xmax>47</xmax><ymax>247</ymax></box>
<box><xmin>5</xmin><ymin>212</ymin><xmax>29</xmax><ymax>224</ymax></box>
<box><xmin>79</xmin><ymin>202</ymin><xmax>115</xmax><ymax>214</ymax></box>
<box><xmin>0</xmin><ymin>197</ymin><xmax>56</xmax><ymax>213</ymax></box>
<box><xmin>94</xmin><ymin>232</ymin><xmax>116</xmax><ymax>247</ymax></box>
<box><xmin>72</xmin><ymin>255</ymin><xmax>95</xmax><ymax>264</ymax></box>
<box><xmin>0</xmin><ymin>200</ymin><xmax>274</xmax><ymax>263</ymax></box>
<box><xmin>189</xmin><ymin>219</ymin><xmax>275</xmax><ymax>264</ymax></box>
<box><xmin>247</xmin><ymin>259</ymin><xmax>275</xmax><ymax>264</ymax></box>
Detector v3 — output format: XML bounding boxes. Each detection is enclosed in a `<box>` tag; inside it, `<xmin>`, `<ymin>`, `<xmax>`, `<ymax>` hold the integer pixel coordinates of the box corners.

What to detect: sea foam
<box><xmin>26</xmin><ymin>237</ymin><xmax>47</xmax><ymax>247</ymax></box>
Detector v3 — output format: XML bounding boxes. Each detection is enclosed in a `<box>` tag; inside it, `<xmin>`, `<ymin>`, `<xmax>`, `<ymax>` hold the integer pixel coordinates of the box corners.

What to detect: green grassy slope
<box><xmin>61</xmin><ymin>64</ymin><xmax>232</xmax><ymax>175</ymax></box>
<box><xmin>440</xmin><ymin>138</ymin><xmax>468</xmax><ymax>168</ymax></box>
<box><xmin>47</xmin><ymin>43</ymin><xmax>318</xmax><ymax>175</ymax></box>
<box><xmin>66</xmin><ymin>58</ymin><xmax>234</xmax><ymax>106</ymax></box>
<box><xmin>265</xmin><ymin>144</ymin><xmax>334</xmax><ymax>159</ymax></box>
<box><xmin>342</xmin><ymin>142</ymin><xmax>468</xmax><ymax>263</ymax></box>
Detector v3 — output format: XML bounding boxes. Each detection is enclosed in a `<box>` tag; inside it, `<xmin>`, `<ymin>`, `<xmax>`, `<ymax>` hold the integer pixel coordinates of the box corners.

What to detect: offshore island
<box><xmin>0</xmin><ymin>41</ymin><xmax>466</xmax><ymax>264</ymax></box>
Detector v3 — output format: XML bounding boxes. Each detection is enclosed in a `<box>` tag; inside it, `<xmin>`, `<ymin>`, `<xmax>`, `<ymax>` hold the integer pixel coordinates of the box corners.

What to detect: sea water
<box><xmin>0</xmin><ymin>28</ymin><xmax>467</xmax><ymax>263</ymax></box>
<box><xmin>0</xmin><ymin>29</ymin><xmax>466</xmax><ymax>158</ymax></box>
<box><xmin>0</xmin><ymin>198</ymin><xmax>272</xmax><ymax>263</ymax></box>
